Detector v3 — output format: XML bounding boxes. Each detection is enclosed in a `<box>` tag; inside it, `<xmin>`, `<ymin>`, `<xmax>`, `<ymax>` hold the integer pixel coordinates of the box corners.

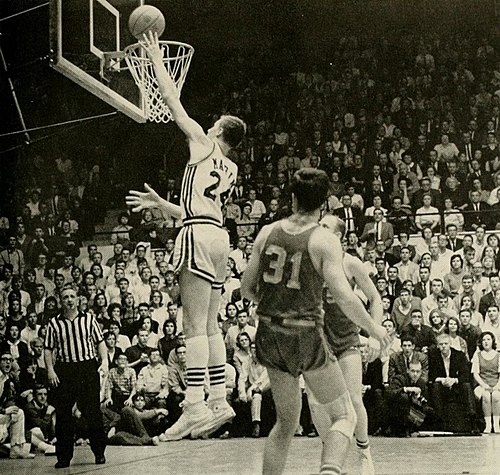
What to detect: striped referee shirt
<box><xmin>44</xmin><ymin>312</ymin><xmax>104</xmax><ymax>363</ymax></box>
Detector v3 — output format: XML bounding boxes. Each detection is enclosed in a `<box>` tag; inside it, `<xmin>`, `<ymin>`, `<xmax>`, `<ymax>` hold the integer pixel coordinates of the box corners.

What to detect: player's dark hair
<box><xmin>290</xmin><ymin>168</ymin><xmax>329</xmax><ymax>212</ymax></box>
<box><xmin>220</xmin><ymin>115</ymin><xmax>246</xmax><ymax>148</ymax></box>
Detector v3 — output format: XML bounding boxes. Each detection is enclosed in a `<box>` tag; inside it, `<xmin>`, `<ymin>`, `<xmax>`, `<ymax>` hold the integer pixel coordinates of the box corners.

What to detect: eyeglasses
<box><xmin>1</xmin><ymin>357</ymin><xmax>13</xmax><ymax>362</ymax></box>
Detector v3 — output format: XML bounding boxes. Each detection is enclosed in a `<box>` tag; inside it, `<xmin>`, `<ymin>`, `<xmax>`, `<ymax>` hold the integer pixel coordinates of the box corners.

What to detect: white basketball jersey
<box><xmin>180</xmin><ymin>142</ymin><xmax>238</xmax><ymax>226</ymax></box>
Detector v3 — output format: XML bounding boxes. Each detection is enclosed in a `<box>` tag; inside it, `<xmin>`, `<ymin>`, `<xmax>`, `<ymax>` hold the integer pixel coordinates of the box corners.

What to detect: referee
<box><xmin>44</xmin><ymin>285</ymin><xmax>108</xmax><ymax>468</ymax></box>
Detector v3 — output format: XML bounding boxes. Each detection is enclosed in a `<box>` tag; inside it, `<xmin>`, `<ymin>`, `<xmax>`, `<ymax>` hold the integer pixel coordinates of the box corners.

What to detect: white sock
<box><xmin>185</xmin><ymin>335</ymin><xmax>209</xmax><ymax>405</ymax></box>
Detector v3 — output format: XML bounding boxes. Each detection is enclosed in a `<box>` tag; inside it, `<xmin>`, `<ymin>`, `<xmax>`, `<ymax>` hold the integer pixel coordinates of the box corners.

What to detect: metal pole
<box><xmin>0</xmin><ymin>39</ymin><xmax>31</xmax><ymax>143</ymax></box>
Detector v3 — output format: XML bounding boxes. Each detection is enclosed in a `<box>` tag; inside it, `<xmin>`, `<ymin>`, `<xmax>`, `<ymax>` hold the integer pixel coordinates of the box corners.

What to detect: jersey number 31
<box><xmin>263</xmin><ymin>244</ymin><xmax>302</xmax><ymax>290</ymax></box>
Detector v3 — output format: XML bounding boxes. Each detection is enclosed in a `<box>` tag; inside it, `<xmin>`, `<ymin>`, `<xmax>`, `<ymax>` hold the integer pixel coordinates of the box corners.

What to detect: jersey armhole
<box><xmin>187</xmin><ymin>141</ymin><xmax>216</xmax><ymax>167</ymax></box>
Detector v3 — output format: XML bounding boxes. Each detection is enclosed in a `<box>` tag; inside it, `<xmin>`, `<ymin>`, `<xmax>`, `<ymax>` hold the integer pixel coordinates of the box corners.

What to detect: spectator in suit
<box><xmin>413</xmin><ymin>266</ymin><xmax>432</xmax><ymax>300</ymax></box>
<box><xmin>388</xmin><ymin>334</ymin><xmax>428</xmax><ymax>384</ymax></box>
<box><xmin>359</xmin><ymin>344</ymin><xmax>385</xmax><ymax>435</ymax></box>
<box><xmin>334</xmin><ymin>195</ymin><xmax>363</xmax><ymax>235</ymax></box>
<box><xmin>412</xmin><ymin>177</ymin><xmax>442</xmax><ymax>211</ymax></box>
<box><xmin>387</xmin><ymin>198</ymin><xmax>413</xmax><ymax>236</ymax></box>
<box><xmin>390</xmin><ymin>232</ymin><xmax>417</xmax><ymax>263</ymax></box>
<box><xmin>458</xmin><ymin>308</ymin><xmax>482</xmax><ymax>360</ymax></box>
<box><xmin>359</xmin><ymin>209</ymin><xmax>395</xmax><ymax>249</ymax></box>
<box><xmin>479</xmin><ymin>274</ymin><xmax>500</xmax><ymax>317</ymax></box>
<box><xmin>401</xmin><ymin>309</ymin><xmax>436</xmax><ymax>354</ymax></box>
<box><xmin>445</xmin><ymin>224</ymin><xmax>463</xmax><ymax>253</ymax></box>
<box><xmin>387</xmin><ymin>361</ymin><xmax>431</xmax><ymax>436</ymax></box>
<box><xmin>463</xmin><ymin>190</ymin><xmax>492</xmax><ymax>231</ymax></box>
<box><xmin>428</xmin><ymin>333</ymin><xmax>476</xmax><ymax>432</ymax></box>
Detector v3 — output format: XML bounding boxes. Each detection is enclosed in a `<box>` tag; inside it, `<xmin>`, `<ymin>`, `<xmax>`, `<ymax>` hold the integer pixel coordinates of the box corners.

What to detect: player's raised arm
<box><xmin>311</xmin><ymin>228</ymin><xmax>388</xmax><ymax>343</ymax></box>
<box><xmin>140</xmin><ymin>32</ymin><xmax>211</xmax><ymax>148</ymax></box>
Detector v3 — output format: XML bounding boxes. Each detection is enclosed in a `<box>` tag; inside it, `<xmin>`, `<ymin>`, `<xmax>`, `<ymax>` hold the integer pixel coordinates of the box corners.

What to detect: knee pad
<box><xmin>308</xmin><ymin>391</ymin><xmax>356</xmax><ymax>440</ymax></box>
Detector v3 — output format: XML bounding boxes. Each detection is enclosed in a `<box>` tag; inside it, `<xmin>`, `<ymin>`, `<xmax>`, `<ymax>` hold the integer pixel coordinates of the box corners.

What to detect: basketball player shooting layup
<box><xmin>311</xmin><ymin>214</ymin><xmax>383</xmax><ymax>475</ymax></box>
<box><xmin>241</xmin><ymin>169</ymin><xmax>390</xmax><ymax>475</ymax></box>
<box><xmin>126</xmin><ymin>31</ymin><xmax>246</xmax><ymax>441</ymax></box>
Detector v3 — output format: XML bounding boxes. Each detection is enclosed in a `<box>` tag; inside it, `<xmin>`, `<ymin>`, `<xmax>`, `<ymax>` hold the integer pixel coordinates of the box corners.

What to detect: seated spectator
<box><xmin>401</xmin><ymin>309</ymin><xmax>436</xmax><ymax>353</ymax></box>
<box><xmin>19</xmin><ymin>357</ymin><xmax>48</xmax><ymax>402</ymax></box>
<box><xmin>233</xmin><ymin>331</ymin><xmax>252</xmax><ymax>377</ymax></box>
<box><xmin>472</xmin><ymin>331</ymin><xmax>500</xmax><ymax>434</ymax></box>
<box><xmin>391</xmin><ymin>288</ymin><xmax>415</xmax><ymax>332</ymax></box>
<box><xmin>460</xmin><ymin>295</ymin><xmax>483</xmax><ymax>329</ymax></box>
<box><xmin>126</xmin><ymin>329</ymin><xmax>154</xmax><ymax>375</ymax></box>
<box><xmin>131</xmin><ymin>315</ymin><xmax>159</xmax><ymax>349</ymax></box>
<box><xmin>428</xmin><ymin>334</ymin><xmax>476</xmax><ymax>432</ymax></box>
<box><xmin>429</xmin><ymin>310</ymin><xmax>446</xmax><ymax>339</ymax></box>
<box><xmin>360</xmin><ymin>344</ymin><xmax>385</xmax><ymax>435</ymax></box>
<box><xmin>136</xmin><ymin>349</ymin><xmax>169</xmax><ymax>409</ymax></box>
<box><xmin>379</xmin><ymin>319</ymin><xmax>401</xmax><ymax>384</ymax></box>
<box><xmin>103</xmin><ymin>353</ymin><xmax>137</xmax><ymax>412</ymax></box>
<box><xmin>237</xmin><ymin>342</ymin><xmax>270</xmax><ymax>438</ymax></box>
<box><xmin>224</xmin><ymin>308</ymin><xmax>256</xmax><ymax>361</ymax></box>
<box><xmin>20</xmin><ymin>310</ymin><xmax>40</xmax><ymax>349</ymax></box>
<box><xmin>108</xmin><ymin>393</ymin><xmax>167</xmax><ymax>446</ymax></box>
<box><xmin>463</xmin><ymin>190</ymin><xmax>492</xmax><ymax>231</ymax></box>
<box><xmin>387</xmin><ymin>361</ymin><xmax>431</xmax><ymax>436</ymax></box>
<box><xmin>111</xmin><ymin>213</ymin><xmax>132</xmax><ymax>244</ymax></box>
<box><xmin>414</xmin><ymin>227</ymin><xmax>435</xmax><ymax>259</ymax></box>
<box><xmin>25</xmin><ymin>385</ymin><xmax>56</xmax><ymax>455</ymax></box>
<box><xmin>483</xmin><ymin>305</ymin><xmax>500</xmax><ymax>343</ymax></box>
<box><xmin>108</xmin><ymin>319</ymin><xmax>131</xmax><ymax>352</ymax></box>
<box><xmin>446</xmin><ymin>316</ymin><xmax>469</xmax><ymax>360</ymax></box>
<box><xmin>444</xmin><ymin>255</ymin><xmax>466</xmax><ymax>297</ymax></box>
<box><xmin>103</xmin><ymin>331</ymin><xmax>123</xmax><ymax>369</ymax></box>
<box><xmin>479</xmin><ymin>274</ymin><xmax>500</xmax><ymax>317</ymax></box>
<box><xmin>166</xmin><ymin>345</ymin><xmax>187</xmax><ymax>426</ymax></box>
<box><xmin>0</xmin><ymin>352</ymin><xmax>34</xmax><ymax>458</ymax></box>
<box><xmin>236</xmin><ymin>203</ymin><xmax>257</xmax><ymax>239</ymax></box>
<box><xmin>394</xmin><ymin>247</ymin><xmax>419</xmax><ymax>284</ymax></box>
<box><xmin>158</xmin><ymin>320</ymin><xmax>177</xmax><ymax>363</ymax></box>
<box><xmin>458</xmin><ymin>308</ymin><xmax>482</xmax><ymax>361</ymax></box>
<box><xmin>415</xmin><ymin>194</ymin><xmax>441</xmax><ymax>232</ymax></box>
<box><xmin>1</xmin><ymin>323</ymin><xmax>30</xmax><ymax>365</ymax></box>
<box><xmin>29</xmin><ymin>338</ymin><xmax>46</xmax><ymax>369</ymax></box>
<box><xmin>388</xmin><ymin>334</ymin><xmax>428</xmax><ymax>384</ymax></box>
<box><xmin>443</xmin><ymin>198</ymin><xmax>465</xmax><ymax>232</ymax></box>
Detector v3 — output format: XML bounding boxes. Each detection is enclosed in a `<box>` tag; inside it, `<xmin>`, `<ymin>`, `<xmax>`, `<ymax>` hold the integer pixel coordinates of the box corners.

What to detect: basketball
<box><xmin>128</xmin><ymin>5</ymin><xmax>166</xmax><ymax>40</ymax></box>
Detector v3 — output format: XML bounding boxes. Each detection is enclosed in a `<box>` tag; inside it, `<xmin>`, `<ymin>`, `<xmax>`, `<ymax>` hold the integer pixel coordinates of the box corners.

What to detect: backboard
<box><xmin>49</xmin><ymin>0</ymin><xmax>149</xmax><ymax>123</ymax></box>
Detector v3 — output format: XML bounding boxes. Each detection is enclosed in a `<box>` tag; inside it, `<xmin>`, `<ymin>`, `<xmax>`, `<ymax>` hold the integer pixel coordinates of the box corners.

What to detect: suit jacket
<box><xmin>428</xmin><ymin>347</ymin><xmax>471</xmax><ymax>384</ymax></box>
<box><xmin>400</xmin><ymin>324</ymin><xmax>437</xmax><ymax>352</ymax></box>
<box><xmin>413</xmin><ymin>281</ymin><xmax>431</xmax><ymax>300</ymax></box>
<box><xmin>446</xmin><ymin>238</ymin><xmax>463</xmax><ymax>253</ymax></box>
<box><xmin>387</xmin><ymin>372</ymin><xmax>429</xmax><ymax>399</ymax></box>
<box><xmin>362</xmin><ymin>358</ymin><xmax>384</xmax><ymax>391</ymax></box>
<box><xmin>479</xmin><ymin>291</ymin><xmax>498</xmax><ymax>318</ymax></box>
<box><xmin>388</xmin><ymin>350</ymin><xmax>429</xmax><ymax>384</ymax></box>
<box><xmin>333</xmin><ymin>206</ymin><xmax>363</xmax><ymax>235</ymax></box>
<box><xmin>462</xmin><ymin>201</ymin><xmax>492</xmax><ymax>230</ymax></box>
<box><xmin>359</xmin><ymin>221</ymin><xmax>394</xmax><ymax>249</ymax></box>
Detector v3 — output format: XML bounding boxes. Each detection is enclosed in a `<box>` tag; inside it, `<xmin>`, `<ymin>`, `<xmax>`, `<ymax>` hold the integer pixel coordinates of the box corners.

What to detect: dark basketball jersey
<box><xmin>323</xmin><ymin>283</ymin><xmax>360</xmax><ymax>355</ymax></box>
<box><xmin>256</xmin><ymin>222</ymin><xmax>323</xmax><ymax>322</ymax></box>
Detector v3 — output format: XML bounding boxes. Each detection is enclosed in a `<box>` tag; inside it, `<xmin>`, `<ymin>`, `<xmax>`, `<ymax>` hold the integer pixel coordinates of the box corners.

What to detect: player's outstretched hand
<box><xmin>126</xmin><ymin>183</ymin><xmax>160</xmax><ymax>213</ymax></box>
<box><xmin>139</xmin><ymin>31</ymin><xmax>163</xmax><ymax>63</ymax></box>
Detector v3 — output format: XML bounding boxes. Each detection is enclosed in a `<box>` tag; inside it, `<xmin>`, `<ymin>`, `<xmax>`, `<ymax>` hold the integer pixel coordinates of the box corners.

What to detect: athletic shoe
<box><xmin>44</xmin><ymin>445</ymin><xmax>57</xmax><ymax>456</ymax></box>
<box><xmin>161</xmin><ymin>401</ymin><xmax>214</xmax><ymax>441</ymax></box>
<box><xmin>151</xmin><ymin>436</ymin><xmax>160</xmax><ymax>446</ymax></box>
<box><xmin>357</xmin><ymin>447</ymin><xmax>375</xmax><ymax>475</ymax></box>
<box><xmin>190</xmin><ymin>401</ymin><xmax>235</xmax><ymax>439</ymax></box>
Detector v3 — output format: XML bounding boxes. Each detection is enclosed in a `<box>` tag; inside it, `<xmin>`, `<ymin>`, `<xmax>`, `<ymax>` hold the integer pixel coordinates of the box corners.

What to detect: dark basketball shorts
<box><xmin>255</xmin><ymin>318</ymin><xmax>333</xmax><ymax>378</ymax></box>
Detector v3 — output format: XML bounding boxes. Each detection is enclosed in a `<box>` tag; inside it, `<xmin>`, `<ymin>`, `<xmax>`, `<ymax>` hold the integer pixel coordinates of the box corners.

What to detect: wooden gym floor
<box><xmin>1</xmin><ymin>435</ymin><xmax>499</xmax><ymax>474</ymax></box>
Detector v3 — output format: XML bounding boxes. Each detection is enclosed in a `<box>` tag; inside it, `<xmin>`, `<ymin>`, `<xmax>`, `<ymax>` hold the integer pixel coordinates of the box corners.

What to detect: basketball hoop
<box><xmin>123</xmin><ymin>40</ymin><xmax>194</xmax><ymax>123</ymax></box>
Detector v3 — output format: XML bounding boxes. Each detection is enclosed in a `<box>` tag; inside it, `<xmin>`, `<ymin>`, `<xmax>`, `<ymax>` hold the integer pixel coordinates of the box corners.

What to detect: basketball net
<box><xmin>124</xmin><ymin>41</ymin><xmax>194</xmax><ymax>123</ymax></box>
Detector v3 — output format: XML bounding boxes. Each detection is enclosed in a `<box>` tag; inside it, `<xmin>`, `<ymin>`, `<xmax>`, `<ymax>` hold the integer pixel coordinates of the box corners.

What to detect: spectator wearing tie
<box><xmin>463</xmin><ymin>190</ymin><xmax>492</xmax><ymax>231</ymax></box>
<box><xmin>400</xmin><ymin>309</ymin><xmax>437</xmax><ymax>354</ymax></box>
<box><xmin>387</xmin><ymin>266</ymin><xmax>403</xmax><ymax>298</ymax></box>
<box><xmin>333</xmin><ymin>194</ymin><xmax>362</xmax><ymax>235</ymax></box>
<box><xmin>445</xmin><ymin>224</ymin><xmax>463</xmax><ymax>252</ymax></box>
<box><xmin>359</xmin><ymin>209</ymin><xmax>395</xmax><ymax>249</ymax></box>
<box><xmin>388</xmin><ymin>334</ymin><xmax>429</xmax><ymax>383</ymax></box>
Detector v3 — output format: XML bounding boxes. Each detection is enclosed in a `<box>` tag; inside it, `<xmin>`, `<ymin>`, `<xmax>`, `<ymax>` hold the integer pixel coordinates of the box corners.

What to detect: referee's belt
<box><xmin>183</xmin><ymin>216</ymin><xmax>222</xmax><ymax>227</ymax></box>
<box><xmin>259</xmin><ymin>314</ymin><xmax>317</xmax><ymax>328</ymax></box>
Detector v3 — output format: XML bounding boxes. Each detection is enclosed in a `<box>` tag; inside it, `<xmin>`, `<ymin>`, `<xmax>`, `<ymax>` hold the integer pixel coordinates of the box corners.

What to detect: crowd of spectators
<box><xmin>3</xmin><ymin>30</ymin><xmax>500</xmax><ymax>456</ymax></box>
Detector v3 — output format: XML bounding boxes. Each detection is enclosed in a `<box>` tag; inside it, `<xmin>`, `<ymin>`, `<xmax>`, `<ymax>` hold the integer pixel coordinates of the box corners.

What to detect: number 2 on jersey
<box><xmin>203</xmin><ymin>171</ymin><xmax>231</xmax><ymax>205</ymax></box>
<box><xmin>263</xmin><ymin>244</ymin><xmax>302</xmax><ymax>289</ymax></box>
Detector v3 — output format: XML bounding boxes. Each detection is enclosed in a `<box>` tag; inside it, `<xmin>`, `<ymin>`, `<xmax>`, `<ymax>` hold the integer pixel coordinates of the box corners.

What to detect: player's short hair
<box><xmin>219</xmin><ymin>115</ymin><xmax>246</xmax><ymax>148</ymax></box>
<box><xmin>290</xmin><ymin>169</ymin><xmax>329</xmax><ymax>212</ymax></box>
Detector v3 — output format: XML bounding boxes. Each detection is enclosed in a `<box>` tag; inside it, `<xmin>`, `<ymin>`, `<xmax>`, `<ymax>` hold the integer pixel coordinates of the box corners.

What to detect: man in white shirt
<box><xmin>395</xmin><ymin>247</ymin><xmax>420</xmax><ymax>284</ymax></box>
<box><xmin>229</xmin><ymin>236</ymin><xmax>248</xmax><ymax>274</ymax></box>
<box><xmin>429</xmin><ymin>242</ymin><xmax>450</xmax><ymax>279</ymax></box>
<box><xmin>247</xmin><ymin>189</ymin><xmax>266</xmax><ymax>221</ymax></box>
<box><xmin>422</xmin><ymin>279</ymin><xmax>454</xmax><ymax>324</ymax></box>
<box><xmin>20</xmin><ymin>312</ymin><xmax>40</xmax><ymax>350</ymax></box>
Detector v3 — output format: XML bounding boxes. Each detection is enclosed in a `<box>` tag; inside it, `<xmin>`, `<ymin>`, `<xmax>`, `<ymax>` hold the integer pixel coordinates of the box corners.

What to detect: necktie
<box><xmin>376</xmin><ymin>223</ymin><xmax>380</xmax><ymax>240</ymax></box>
<box><xmin>466</xmin><ymin>144</ymin><xmax>471</xmax><ymax>161</ymax></box>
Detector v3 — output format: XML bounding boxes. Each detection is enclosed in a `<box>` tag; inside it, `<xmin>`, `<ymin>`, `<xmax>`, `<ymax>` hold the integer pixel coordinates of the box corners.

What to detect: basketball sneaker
<box><xmin>159</xmin><ymin>401</ymin><xmax>213</xmax><ymax>442</ymax></box>
<box><xmin>357</xmin><ymin>446</ymin><xmax>375</xmax><ymax>475</ymax></box>
<box><xmin>190</xmin><ymin>400</ymin><xmax>236</xmax><ymax>439</ymax></box>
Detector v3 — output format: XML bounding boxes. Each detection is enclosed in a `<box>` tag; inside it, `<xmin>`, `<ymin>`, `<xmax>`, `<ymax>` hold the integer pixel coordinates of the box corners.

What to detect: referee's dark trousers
<box><xmin>53</xmin><ymin>359</ymin><xmax>106</xmax><ymax>463</ymax></box>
